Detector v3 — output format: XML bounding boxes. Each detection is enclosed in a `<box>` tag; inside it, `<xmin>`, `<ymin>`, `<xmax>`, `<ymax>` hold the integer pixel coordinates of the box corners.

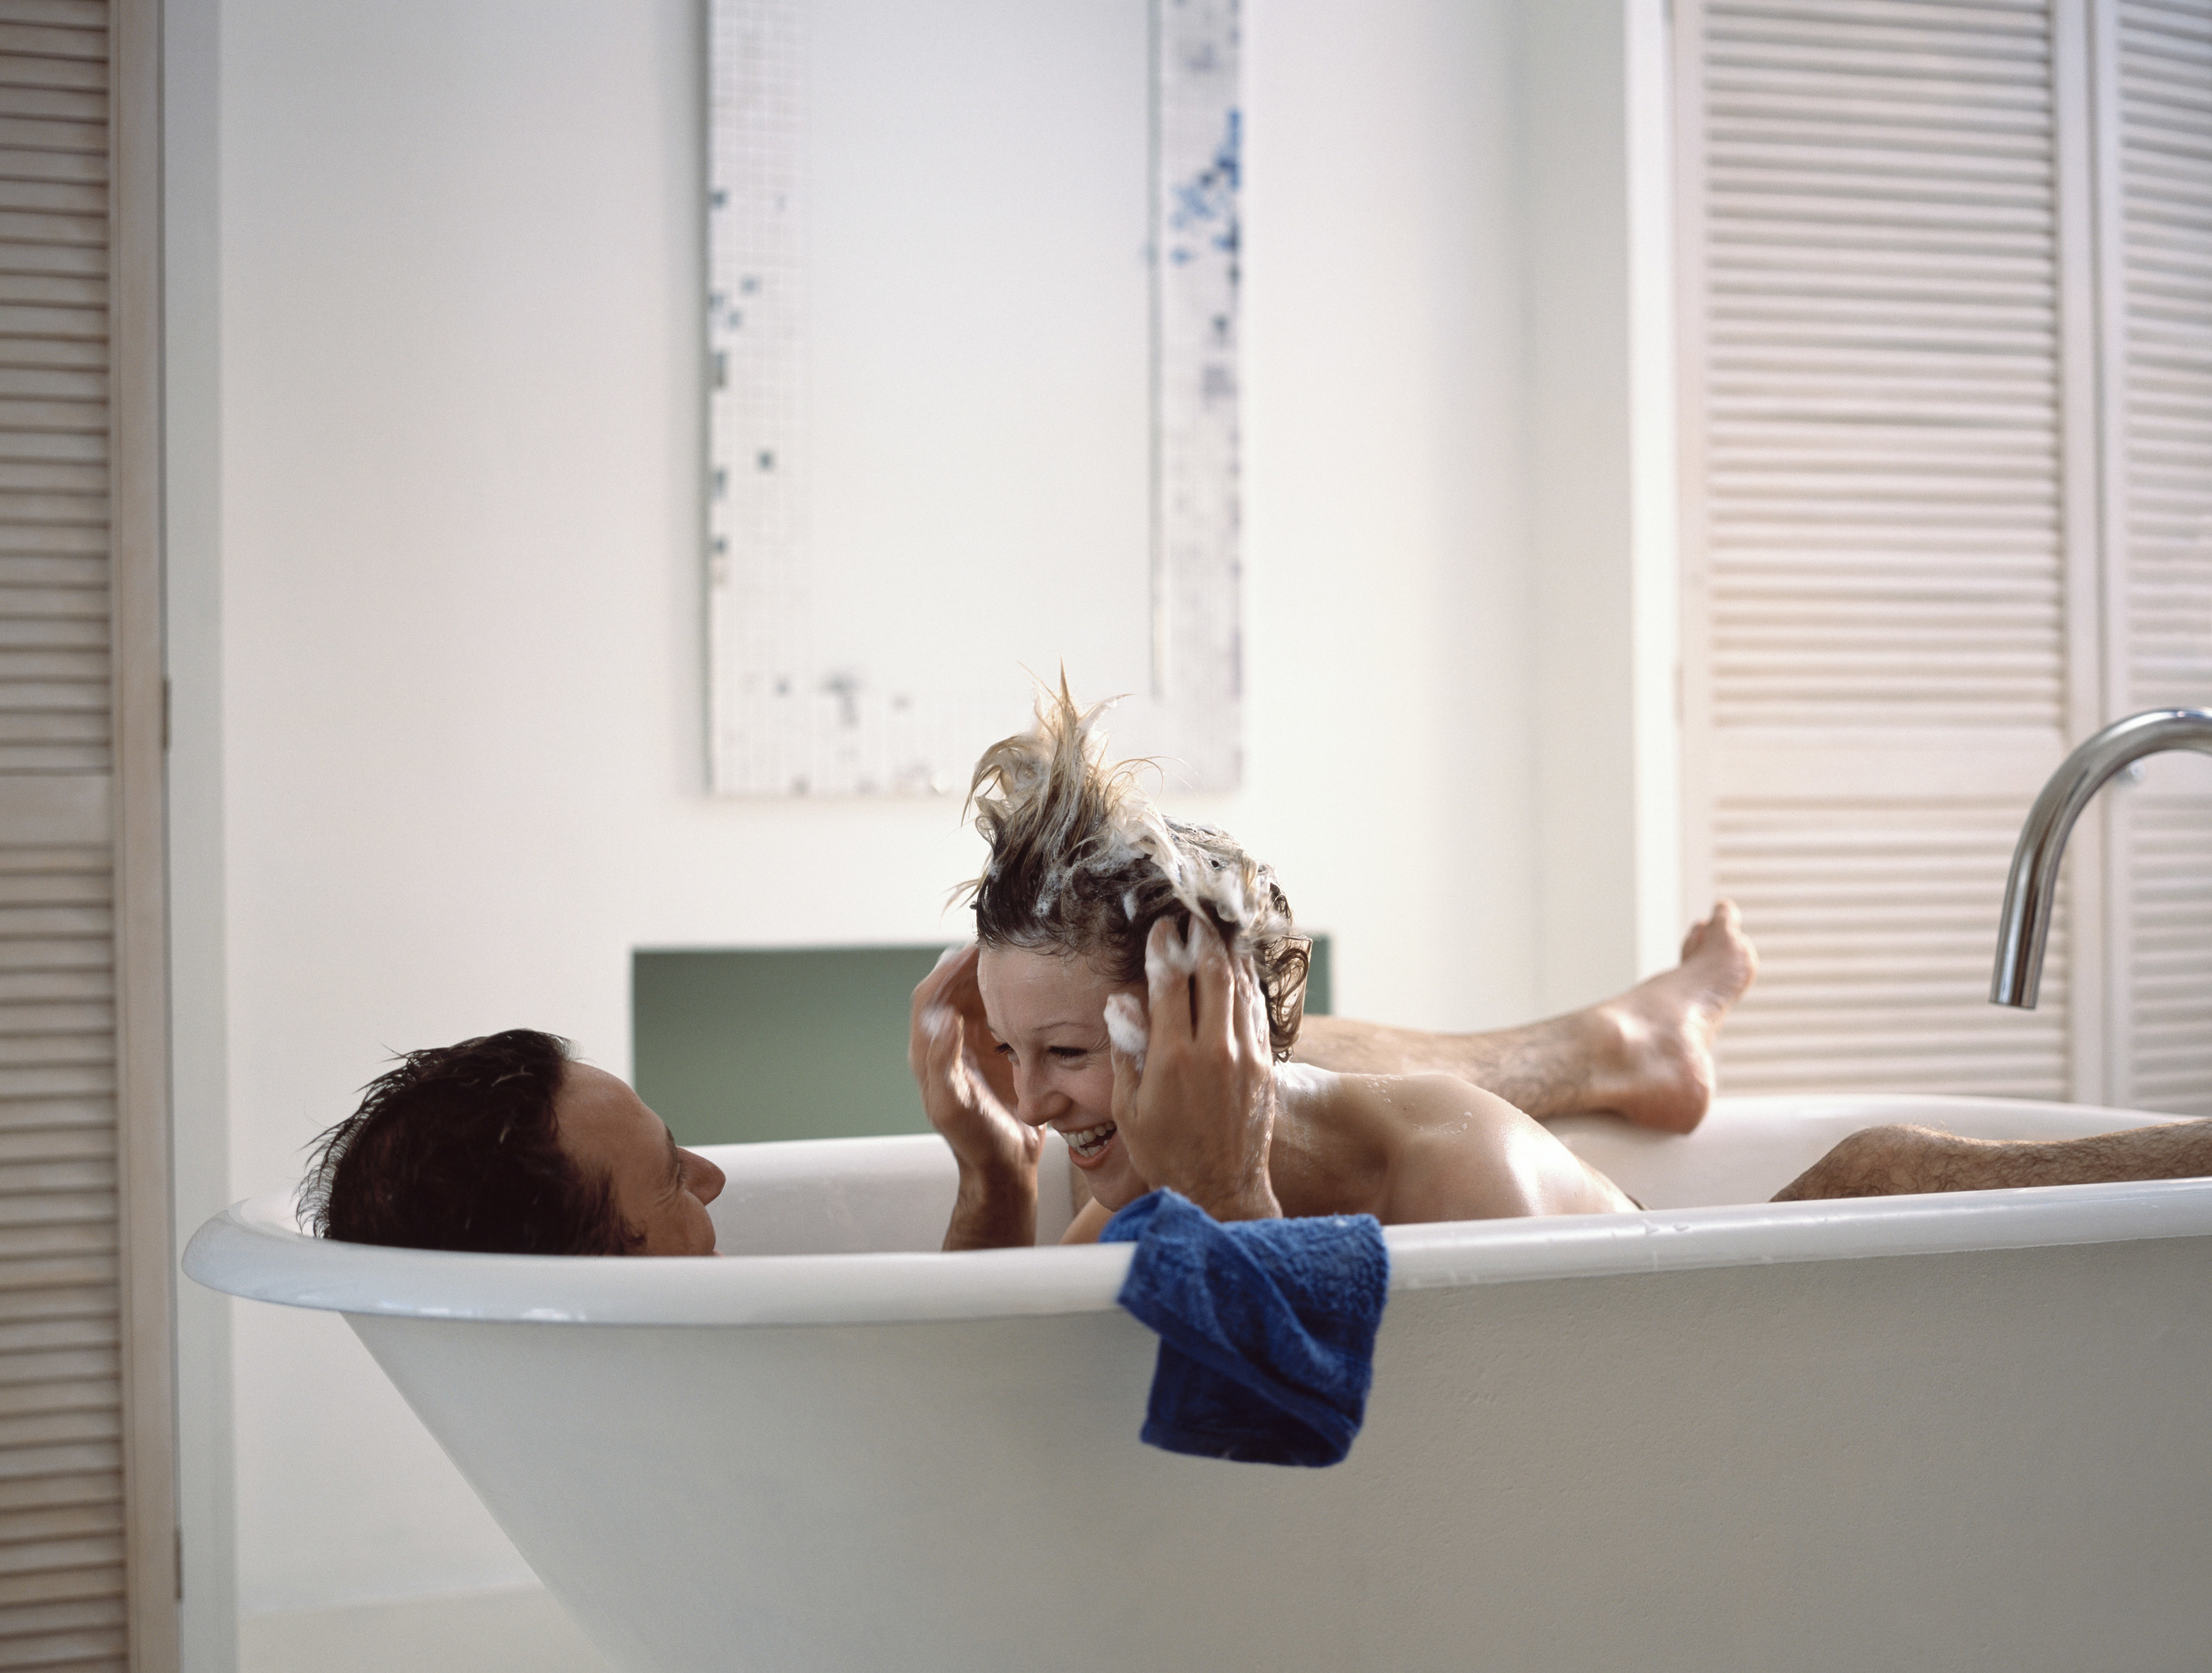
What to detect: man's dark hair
<box><xmin>302</xmin><ymin>1029</ymin><xmax>638</xmax><ymax>1256</ymax></box>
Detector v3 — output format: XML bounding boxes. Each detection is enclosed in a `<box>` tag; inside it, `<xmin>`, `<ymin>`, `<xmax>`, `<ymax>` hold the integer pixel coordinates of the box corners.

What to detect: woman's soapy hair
<box><xmin>962</xmin><ymin>679</ymin><xmax>1312</xmax><ymax>1058</ymax></box>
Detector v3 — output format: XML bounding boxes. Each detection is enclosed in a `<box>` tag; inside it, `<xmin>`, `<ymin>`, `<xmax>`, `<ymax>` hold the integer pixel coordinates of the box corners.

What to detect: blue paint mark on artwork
<box><xmin>1166</xmin><ymin>108</ymin><xmax>1242</xmax><ymax>274</ymax></box>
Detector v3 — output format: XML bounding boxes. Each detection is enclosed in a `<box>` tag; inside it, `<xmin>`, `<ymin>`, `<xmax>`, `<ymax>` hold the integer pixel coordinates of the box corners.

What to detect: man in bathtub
<box><xmin>310</xmin><ymin>686</ymin><xmax>2212</xmax><ymax>1256</ymax></box>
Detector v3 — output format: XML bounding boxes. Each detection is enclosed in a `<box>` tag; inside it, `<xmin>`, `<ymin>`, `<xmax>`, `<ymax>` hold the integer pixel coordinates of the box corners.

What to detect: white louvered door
<box><xmin>2101</xmin><ymin>0</ymin><xmax>2212</xmax><ymax>1113</ymax></box>
<box><xmin>0</xmin><ymin>1</ymin><xmax>173</xmax><ymax>1669</ymax></box>
<box><xmin>1681</xmin><ymin>0</ymin><xmax>2212</xmax><ymax>1113</ymax></box>
<box><xmin>1678</xmin><ymin>0</ymin><xmax>2101</xmax><ymax>1098</ymax></box>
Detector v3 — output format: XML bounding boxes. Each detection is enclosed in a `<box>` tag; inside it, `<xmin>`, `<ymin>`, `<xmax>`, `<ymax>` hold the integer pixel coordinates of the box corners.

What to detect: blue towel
<box><xmin>1101</xmin><ymin>1189</ymin><xmax>1390</xmax><ymax>1467</ymax></box>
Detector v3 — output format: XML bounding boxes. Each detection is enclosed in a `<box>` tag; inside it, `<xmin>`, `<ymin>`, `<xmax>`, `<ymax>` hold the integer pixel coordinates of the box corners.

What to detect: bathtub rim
<box><xmin>184</xmin><ymin>1093</ymin><xmax>2212</xmax><ymax>1328</ymax></box>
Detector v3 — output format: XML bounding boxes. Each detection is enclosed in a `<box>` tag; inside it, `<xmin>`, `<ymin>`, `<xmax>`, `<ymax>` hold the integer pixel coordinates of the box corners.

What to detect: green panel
<box><xmin>1305</xmin><ymin>933</ymin><xmax>1332</xmax><ymax>1018</ymax></box>
<box><xmin>633</xmin><ymin>947</ymin><xmax>949</xmax><ymax>1145</ymax></box>
<box><xmin>632</xmin><ymin>933</ymin><xmax>1332</xmax><ymax>1147</ymax></box>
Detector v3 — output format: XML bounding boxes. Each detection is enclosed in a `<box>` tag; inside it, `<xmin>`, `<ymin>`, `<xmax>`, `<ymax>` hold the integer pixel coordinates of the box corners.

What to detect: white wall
<box><xmin>1523</xmin><ymin>0</ymin><xmax>1680</xmax><ymax>1011</ymax></box>
<box><xmin>169</xmin><ymin>0</ymin><xmax>1658</xmax><ymax>1652</ymax></box>
<box><xmin>1237</xmin><ymin>0</ymin><xmax>1541</xmax><ymax>1031</ymax></box>
<box><xmin>1526</xmin><ymin>0</ymin><xmax>1638</xmax><ymax>1013</ymax></box>
<box><xmin>165</xmin><ymin>0</ymin><xmax>235</xmax><ymax>1663</ymax></box>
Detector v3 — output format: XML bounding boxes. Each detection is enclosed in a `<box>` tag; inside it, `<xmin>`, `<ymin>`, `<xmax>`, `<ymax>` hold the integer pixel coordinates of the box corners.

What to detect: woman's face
<box><xmin>975</xmin><ymin>942</ymin><xmax>1151</xmax><ymax>1211</ymax></box>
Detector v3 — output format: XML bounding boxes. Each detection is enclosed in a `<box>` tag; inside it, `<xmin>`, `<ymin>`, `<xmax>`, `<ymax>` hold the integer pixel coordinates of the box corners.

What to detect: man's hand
<box><xmin>1109</xmin><ymin>916</ymin><xmax>1281</xmax><ymax>1222</ymax></box>
<box><xmin>910</xmin><ymin>945</ymin><xmax>1037</xmax><ymax>1248</ymax></box>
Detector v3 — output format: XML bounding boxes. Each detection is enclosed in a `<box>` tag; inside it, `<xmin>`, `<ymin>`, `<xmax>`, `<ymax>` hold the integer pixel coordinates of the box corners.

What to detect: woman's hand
<box><xmin>1109</xmin><ymin>916</ymin><xmax>1281</xmax><ymax>1222</ymax></box>
<box><xmin>910</xmin><ymin>945</ymin><xmax>1037</xmax><ymax>1248</ymax></box>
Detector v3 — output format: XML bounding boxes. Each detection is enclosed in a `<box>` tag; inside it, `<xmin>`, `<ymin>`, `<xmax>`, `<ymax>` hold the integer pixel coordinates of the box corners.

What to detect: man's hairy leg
<box><xmin>1773</xmin><ymin>1119</ymin><xmax>2212</xmax><ymax>1201</ymax></box>
<box><xmin>1291</xmin><ymin>902</ymin><xmax>1758</xmax><ymax>1133</ymax></box>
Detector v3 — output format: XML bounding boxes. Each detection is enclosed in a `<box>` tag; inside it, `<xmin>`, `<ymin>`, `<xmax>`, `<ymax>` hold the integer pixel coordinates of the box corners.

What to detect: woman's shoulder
<box><xmin>1275</xmin><ymin>1062</ymin><xmax>1521</xmax><ymax>1144</ymax></box>
<box><xmin>1265</xmin><ymin>1061</ymin><xmax>1396</xmax><ymax>1215</ymax></box>
<box><xmin>1273</xmin><ymin>1066</ymin><xmax>1628</xmax><ymax>1223</ymax></box>
<box><xmin>1326</xmin><ymin>1074</ymin><xmax>1578</xmax><ymax>1222</ymax></box>
<box><xmin>1314</xmin><ymin>1068</ymin><xmax>1521</xmax><ymax>1127</ymax></box>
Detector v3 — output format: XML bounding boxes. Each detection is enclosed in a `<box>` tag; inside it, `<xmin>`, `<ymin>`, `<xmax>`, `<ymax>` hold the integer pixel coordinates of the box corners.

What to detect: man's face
<box><xmin>554</xmin><ymin>1063</ymin><xmax>726</xmax><ymax>1255</ymax></box>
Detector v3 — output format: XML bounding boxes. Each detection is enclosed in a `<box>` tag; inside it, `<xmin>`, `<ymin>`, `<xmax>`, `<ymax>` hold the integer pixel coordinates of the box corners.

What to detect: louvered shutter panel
<box><xmin>1679</xmin><ymin>0</ymin><xmax>2094</xmax><ymax>1097</ymax></box>
<box><xmin>2110</xmin><ymin>0</ymin><xmax>2212</xmax><ymax>1113</ymax></box>
<box><xmin>0</xmin><ymin>4</ymin><xmax>128</xmax><ymax>1667</ymax></box>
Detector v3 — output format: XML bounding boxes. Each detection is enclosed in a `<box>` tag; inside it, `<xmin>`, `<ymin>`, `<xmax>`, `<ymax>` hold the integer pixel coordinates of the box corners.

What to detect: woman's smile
<box><xmin>1060</xmin><ymin>1117</ymin><xmax>1118</xmax><ymax>1166</ymax></box>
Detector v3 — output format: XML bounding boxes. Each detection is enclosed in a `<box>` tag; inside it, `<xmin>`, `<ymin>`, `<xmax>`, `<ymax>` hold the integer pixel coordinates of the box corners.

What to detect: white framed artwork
<box><xmin>705</xmin><ymin>0</ymin><xmax>1242</xmax><ymax>795</ymax></box>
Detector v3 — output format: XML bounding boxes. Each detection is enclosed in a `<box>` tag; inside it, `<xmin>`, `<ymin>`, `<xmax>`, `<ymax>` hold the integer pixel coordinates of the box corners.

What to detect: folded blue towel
<box><xmin>1101</xmin><ymin>1189</ymin><xmax>1391</xmax><ymax>1467</ymax></box>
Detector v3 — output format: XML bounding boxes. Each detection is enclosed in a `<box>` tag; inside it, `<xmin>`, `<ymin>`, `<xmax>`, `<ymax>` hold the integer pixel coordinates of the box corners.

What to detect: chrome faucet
<box><xmin>1992</xmin><ymin>708</ymin><xmax>2212</xmax><ymax>1008</ymax></box>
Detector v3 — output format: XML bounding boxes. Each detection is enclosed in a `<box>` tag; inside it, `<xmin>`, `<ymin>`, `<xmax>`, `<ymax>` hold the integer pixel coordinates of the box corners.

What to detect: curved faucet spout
<box><xmin>1992</xmin><ymin>708</ymin><xmax>2212</xmax><ymax>1009</ymax></box>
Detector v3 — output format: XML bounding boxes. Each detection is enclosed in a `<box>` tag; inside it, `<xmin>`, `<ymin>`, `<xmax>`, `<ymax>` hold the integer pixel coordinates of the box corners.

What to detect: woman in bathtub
<box><xmin>913</xmin><ymin>683</ymin><xmax>1661</xmax><ymax>1247</ymax></box>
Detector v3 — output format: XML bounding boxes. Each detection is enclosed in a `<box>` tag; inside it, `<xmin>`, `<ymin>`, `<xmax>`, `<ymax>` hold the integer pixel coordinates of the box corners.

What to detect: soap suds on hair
<box><xmin>1148</xmin><ymin>917</ymin><xmax>1200</xmax><ymax>977</ymax></box>
<box><xmin>1102</xmin><ymin>992</ymin><xmax>1148</xmax><ymax>1072</ymax></box>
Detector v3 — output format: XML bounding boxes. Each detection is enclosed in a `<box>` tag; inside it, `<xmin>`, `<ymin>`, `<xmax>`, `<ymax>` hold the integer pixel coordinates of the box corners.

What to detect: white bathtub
<box><xmin>186</xmin><ymin>1094</ymin><xmax>2212</xmax><ymax>1672</ymax></box>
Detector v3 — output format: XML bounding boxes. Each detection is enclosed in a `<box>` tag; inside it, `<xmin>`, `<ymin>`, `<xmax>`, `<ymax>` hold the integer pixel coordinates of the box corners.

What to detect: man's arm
<box><xmin>1773</xmin><ymin>1119</ymin><xmax>2212</xmax><ymax>1202</ymax></box>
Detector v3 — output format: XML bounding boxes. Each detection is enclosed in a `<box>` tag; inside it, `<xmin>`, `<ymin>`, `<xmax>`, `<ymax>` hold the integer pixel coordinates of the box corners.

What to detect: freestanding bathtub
<box><xmin>187</xmin><ymin>1094</ymin><xmax>2212</xmax><ymax>1672</ymax></box>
